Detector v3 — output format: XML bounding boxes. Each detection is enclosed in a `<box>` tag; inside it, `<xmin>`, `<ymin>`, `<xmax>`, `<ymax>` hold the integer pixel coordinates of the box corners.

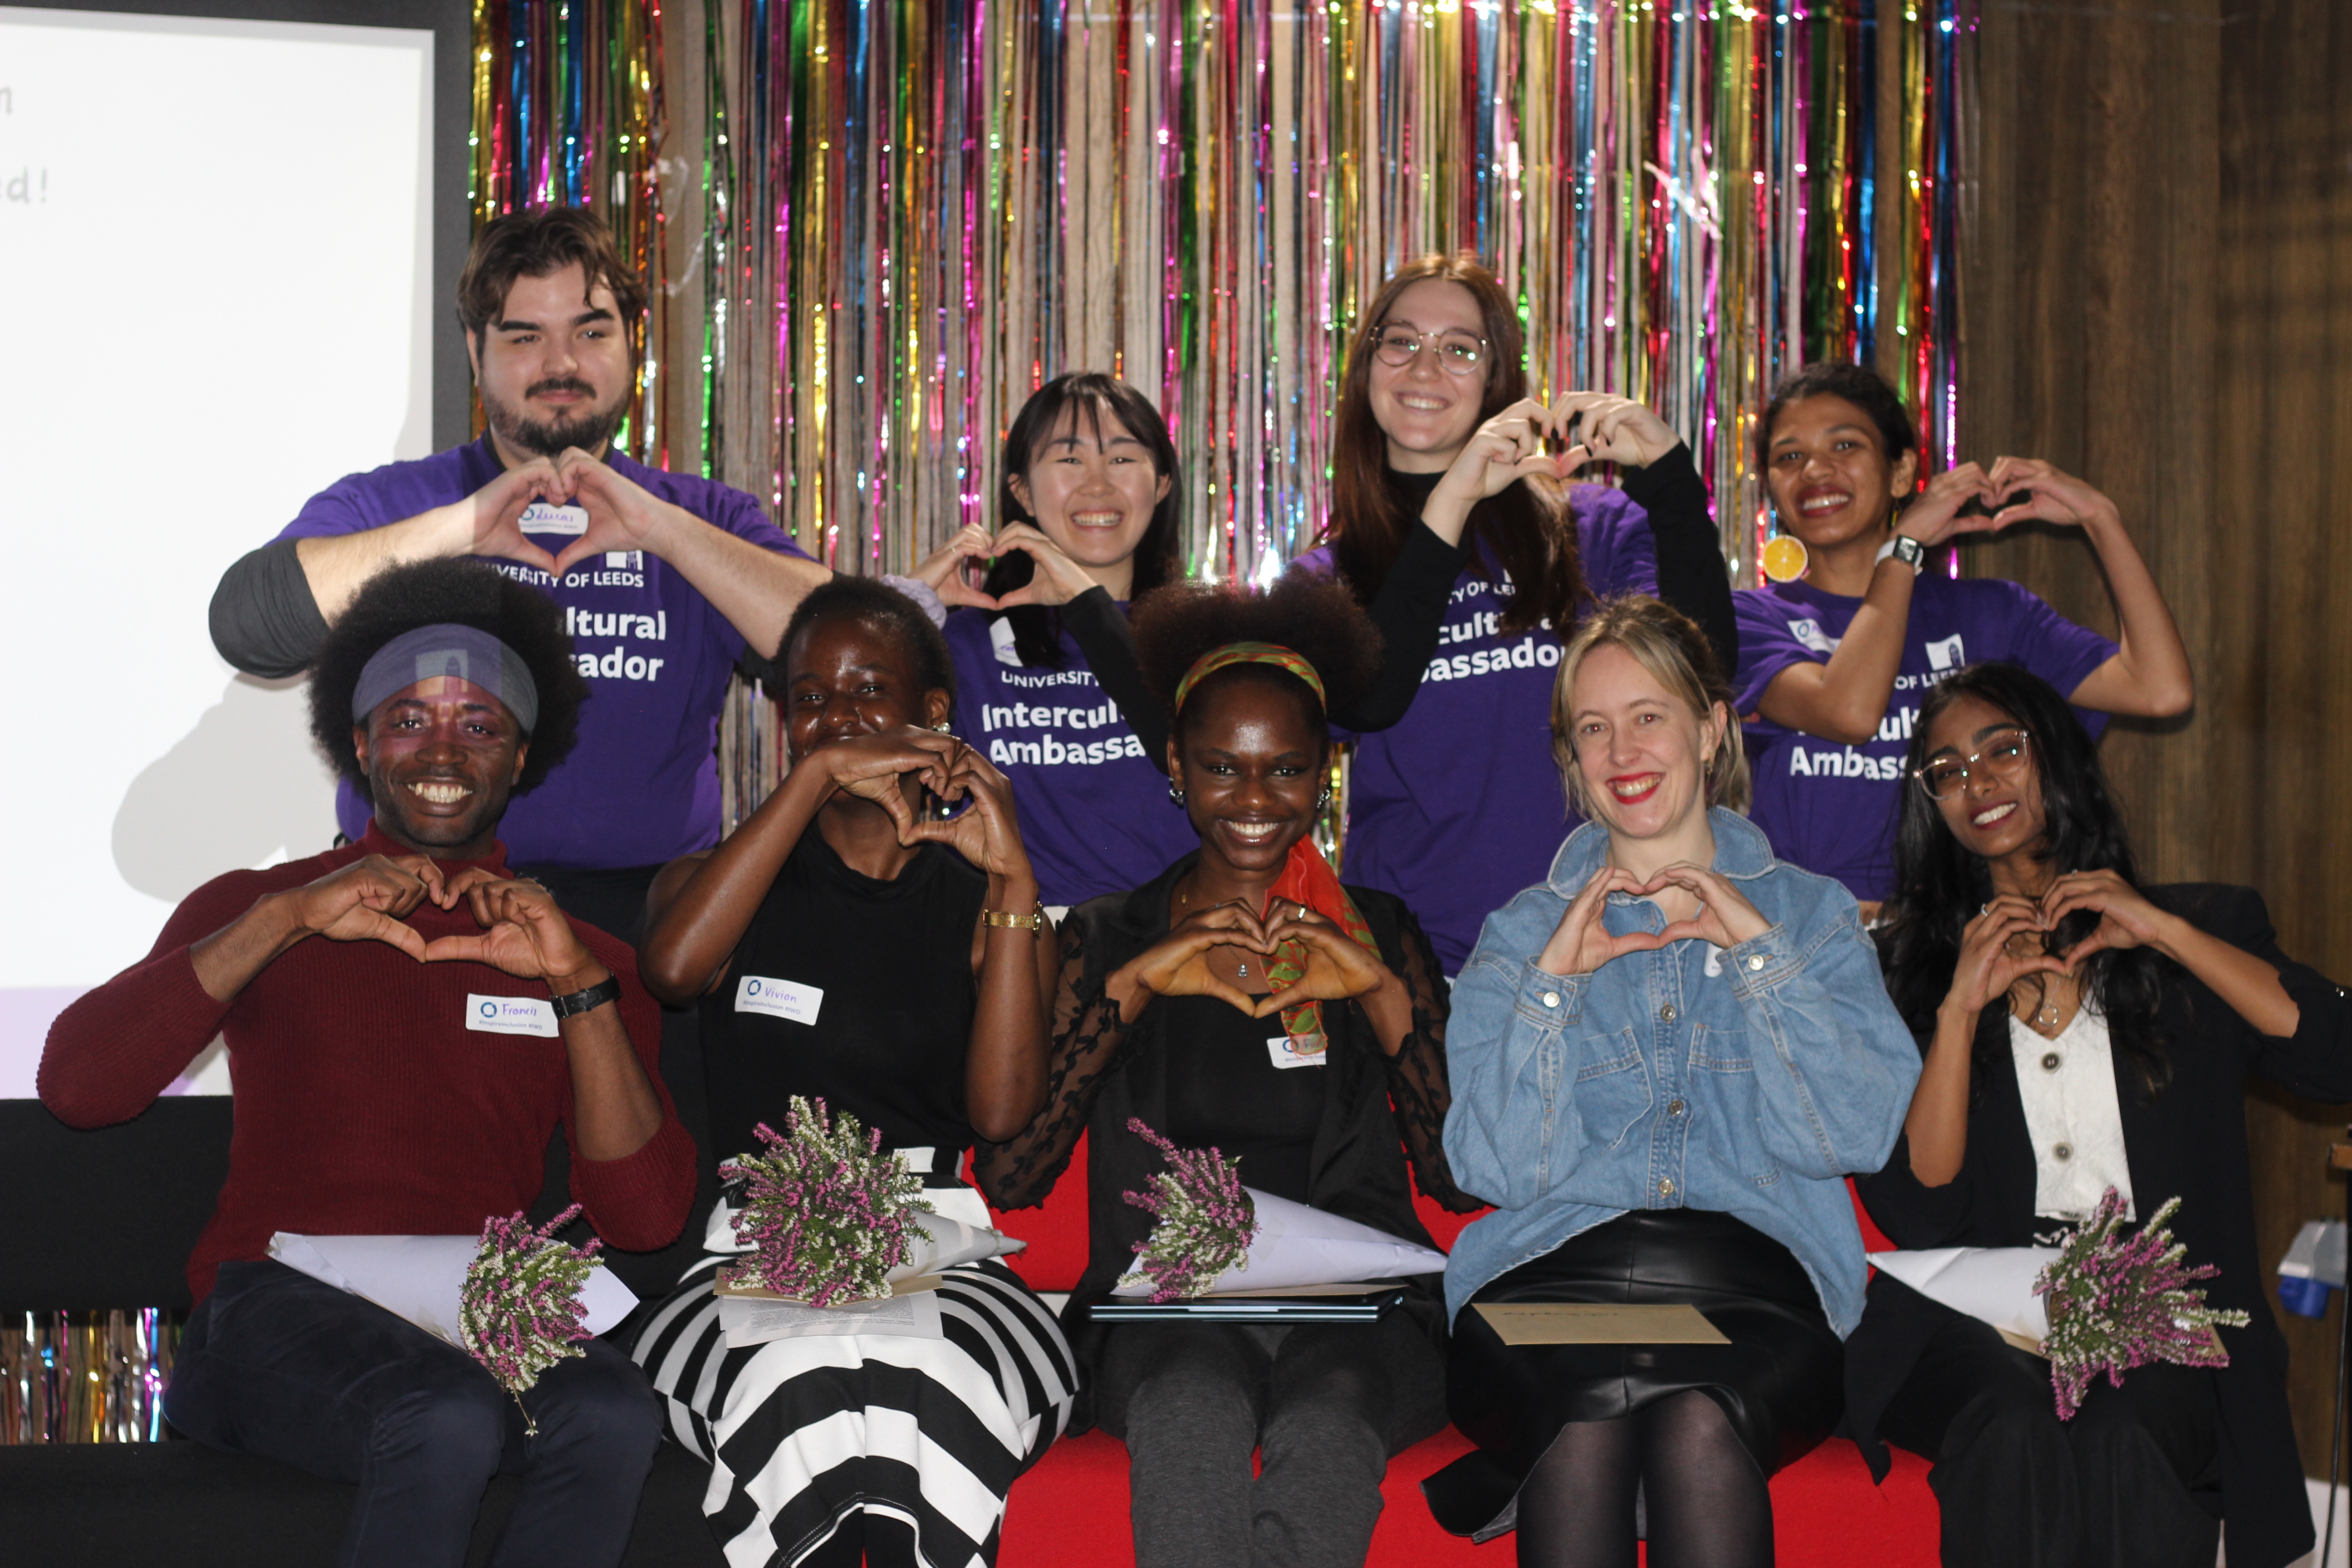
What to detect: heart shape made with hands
<box><xmin>1954</xmin><ymin>487</ymin><xmax>2034</xmax><ymax>519</ymax></box>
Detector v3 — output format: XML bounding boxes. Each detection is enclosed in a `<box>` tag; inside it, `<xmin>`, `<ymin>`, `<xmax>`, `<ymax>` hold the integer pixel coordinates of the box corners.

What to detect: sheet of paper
<box><xmin>719</xmin><ymin>1288</ymin><xmax>945</xmax><ymax>1348</ymax></box>
<box><xmin>1472</xmin><ymin>1303</ymin><xmax>1729</xmax><ymax>1346</ymax></box>
<box><xmin>268</xmin><ymin>1232</ymin><xmax>638</xmax><ymax>1344</ymax></box>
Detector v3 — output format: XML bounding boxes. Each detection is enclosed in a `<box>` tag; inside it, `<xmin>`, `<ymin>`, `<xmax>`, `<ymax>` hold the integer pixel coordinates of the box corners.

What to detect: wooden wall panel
<box><xmin>1963</xmin><ymin>0</ymin><xmax>2352</xmax><ymax>1478</ymax></box>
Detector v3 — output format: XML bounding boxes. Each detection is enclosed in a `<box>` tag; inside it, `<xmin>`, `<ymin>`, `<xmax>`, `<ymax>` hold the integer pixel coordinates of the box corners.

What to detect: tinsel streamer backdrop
<box><xmin>470</xmin><ymin>0</ymin><xmax>1973</xmax><ymax>825</ymax></box>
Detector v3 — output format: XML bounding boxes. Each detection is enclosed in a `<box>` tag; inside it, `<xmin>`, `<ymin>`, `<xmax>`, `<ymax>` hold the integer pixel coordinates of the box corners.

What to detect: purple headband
<box><xmin>351</xmin><ymin>623</ymin><xmax>539</xmax><ymax>731</ymax></box>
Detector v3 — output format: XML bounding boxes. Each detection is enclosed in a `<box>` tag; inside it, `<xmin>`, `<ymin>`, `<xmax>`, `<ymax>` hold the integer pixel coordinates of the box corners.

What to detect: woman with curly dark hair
<box><xmin>630</xmin><ymin>576</ymin><xmax>1078</xmax><ymax>1568</ymax></box>
<box><xmin>1293</xmin><ymin>254</ymin><xmax>1736</xmax><ymax>975</ymax></box>
<box><xmin>1852</xmin><ymin>662</ymin><xmax>2352</xmax><ymax>1568</ymax></box>
<box><xmin>976</xmin><ymin>573</ymin><xmax>1478</xmax><ymax>1568</ymax></box>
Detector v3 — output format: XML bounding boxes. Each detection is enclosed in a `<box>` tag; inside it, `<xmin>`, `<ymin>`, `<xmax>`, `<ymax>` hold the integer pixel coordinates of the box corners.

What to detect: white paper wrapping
<box><xmin>1867</xmin><ymin>1245</ymin><xmax>2060</xmax><ymax>1343</ymax></box>
<box><xmin>699</xmin><ymin>1200</ymin><xmax>1023</xmax><ymax>1283</ymax></box>
<box><xmin>1110</xmin><ymin>1187</ymin><xmax>1448</xmax><ymax>1297</ymax></box>
<box><xmin>267</xmin><ymin>1232</ymin><xmax>639</xmax><ymax>1347</ymax></box>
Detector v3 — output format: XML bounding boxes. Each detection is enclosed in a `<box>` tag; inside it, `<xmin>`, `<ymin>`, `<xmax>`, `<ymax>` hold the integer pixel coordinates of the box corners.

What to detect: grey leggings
<box><xmin>1094</xmin><ymin>1314</ymin><xmax>1447</xmax><ymax>1568</ymax></box>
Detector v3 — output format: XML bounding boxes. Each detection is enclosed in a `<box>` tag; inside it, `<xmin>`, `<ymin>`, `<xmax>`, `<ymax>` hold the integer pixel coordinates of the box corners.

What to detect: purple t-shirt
<box><xmin>1734</xmin><ymin>574</ymin><xmax>2119</xmax><ymax>900</ymax></box>
<box><xmin>944</xmin><ymin>607</ymin><xmax>1200</xmax><ymax>907</ymax></box>
<box><xmin>278</xmin><ymin>438</ymin><xmax>807</xmax><ymax>870</ymax></box>
<box><xmin>1294</xmin><ymin>485</ymin><xmax>1659</xmax><ymax>972</ymax></box>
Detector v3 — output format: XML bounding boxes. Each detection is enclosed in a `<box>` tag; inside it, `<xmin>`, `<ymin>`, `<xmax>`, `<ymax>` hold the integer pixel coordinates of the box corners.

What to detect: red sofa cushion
<box><xmin>1002</xmin><ymin>1429</ymin><xmax>1941</xmax><ymax>1565</ymax></box>
<box><xmin>982</xmin><ymin>1140</ymin><xmax>1939</xmax><ymax>1562</ymax></box>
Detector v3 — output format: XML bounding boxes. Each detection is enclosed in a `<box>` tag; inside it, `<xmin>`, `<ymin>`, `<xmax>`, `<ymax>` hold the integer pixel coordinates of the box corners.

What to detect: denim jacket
<box><xmin>1441</xmin><ymin>808</ymin><xmax>1920</xmax><ymax>1334</ymax></box>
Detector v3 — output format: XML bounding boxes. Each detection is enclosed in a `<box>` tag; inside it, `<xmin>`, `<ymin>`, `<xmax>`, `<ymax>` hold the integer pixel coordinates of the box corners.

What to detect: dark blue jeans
<box><xmin>166</xmin><ymin>1259</ymin><xmax>662</xmax><ymax>1568</ymax></box>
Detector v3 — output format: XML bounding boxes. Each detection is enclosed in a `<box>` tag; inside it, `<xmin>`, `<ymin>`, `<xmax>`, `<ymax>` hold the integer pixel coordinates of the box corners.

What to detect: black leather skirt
<box><xmin>1423</xmin><ymin>1208</ymin><xmax>1845</xmax><ymax>1539</ymax></box>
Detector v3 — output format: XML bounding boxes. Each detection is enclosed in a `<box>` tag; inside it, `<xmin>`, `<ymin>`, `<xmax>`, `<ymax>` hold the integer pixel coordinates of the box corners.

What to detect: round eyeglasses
<box><xmin>1370</xmin><ymin>326</ymin><xmax>1487</xmax><ymax>376</ymax></box>
<box><xmin>1913</xmin><ymin>728</ymin><xmax>2033</xmax><ymax>801</ymax></box>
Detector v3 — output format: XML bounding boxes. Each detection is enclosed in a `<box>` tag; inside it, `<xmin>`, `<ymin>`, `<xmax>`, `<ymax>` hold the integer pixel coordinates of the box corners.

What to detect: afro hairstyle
<box><xmin>1129</xmin><ymin>573</ymin><xmax>1382</xmax><ymax>752</ymax></box>
<box><xmin>771</xmin><ymin>573</ymin><xmax>957</xmax><ymax>705</ymax></box>
<box><xmin>309</xmin><ymin>556</ymin><xmax>588</xmax><ymax>801</ymax></box>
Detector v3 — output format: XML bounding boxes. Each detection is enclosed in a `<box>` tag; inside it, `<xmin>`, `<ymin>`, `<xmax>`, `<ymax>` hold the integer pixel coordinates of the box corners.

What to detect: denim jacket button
<box><xmin>1541</xmin><ymin>991</ymin><xmax>1561</xmax><ymax>1009</ymax></box>
<box><xmin>1746</xmin><ymin>954</ymin><xmax>1766</xmax><ymax>971</ymax></box>
<box><xmin>1659</xmin><ymin>1178</ymin><xmax>1676</xmax><ymax>1197</ymax></box>
<box><xmin>1668</xmin><ymin>1099</ymin><xmax>1686</xmax><ymax>1116</ymax></box>
<box><xmin>1658</xmin><ymin>1004</ymin><xmax>1676</xmax><ymax>1022</ymax></box>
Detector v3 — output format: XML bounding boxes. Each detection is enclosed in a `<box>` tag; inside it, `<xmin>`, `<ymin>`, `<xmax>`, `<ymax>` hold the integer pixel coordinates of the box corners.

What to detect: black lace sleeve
<box><xmin>1373</xmin><ymin>904</ymin><xmax>1482</xmax><ymax>1212</ymax></box>
<box><xmin>971</xmin><ymin>917</ymin><xmax>1138</xmax><ymax>1208</ymax></box>
<box><xmin>1619</xmin><ymin>442</ymin><xmax>1736</xmax><ymax>679</ymax></box>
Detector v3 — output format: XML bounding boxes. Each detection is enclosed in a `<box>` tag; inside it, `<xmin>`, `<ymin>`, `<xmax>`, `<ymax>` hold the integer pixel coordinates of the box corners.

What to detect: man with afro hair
<box><xmin>208</xmin><ymin>205</ymin><xmax>832</xmax><ymax>941</ymax></box>
<box><xmin>42</xmin><ymin>558</ymin><xmax>693</xmax><ymax>1568</ymax></box>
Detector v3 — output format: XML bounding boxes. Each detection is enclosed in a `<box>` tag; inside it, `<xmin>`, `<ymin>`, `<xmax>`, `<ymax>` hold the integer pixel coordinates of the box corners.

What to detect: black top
<box><xmin>1059</xmin><ymin>442</ymin><xmax>1736</xmax><ymax>764</ymax></box>
<box><xmin>1852</xmin><ymin>884</ymin><xmax>2352</xmax><ymax>1568</ymax></box>
<box><xmin>974</xmin><ymin>852</ymin><xmax>1477</xmax><ymax>1431</ymax></box>
<box><xmin>1160</xmin><ymin>995</ymin><xmax>1329</xmax><ymax>1205</ymax></box>
<box><xmin>700</xmin><ymin>831</ymin><xmax>986</xmax><ymax>1167</ymax></box>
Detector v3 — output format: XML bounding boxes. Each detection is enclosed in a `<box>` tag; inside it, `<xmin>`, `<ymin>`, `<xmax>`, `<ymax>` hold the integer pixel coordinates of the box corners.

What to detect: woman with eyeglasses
<box><xmin>1289</xmin><ymin>255</ymin><xmax>1737</xmax><ymax>975</ymax></box>
<box><xmin>1734</xmin><ymin>362</ymin><xmax>2191</xmax><ymax>915</ymax></box>
<box><xmin>1852</xmin><ymin>662</ymin><xmax>2352</xmax><ymax>1568</ymax></box>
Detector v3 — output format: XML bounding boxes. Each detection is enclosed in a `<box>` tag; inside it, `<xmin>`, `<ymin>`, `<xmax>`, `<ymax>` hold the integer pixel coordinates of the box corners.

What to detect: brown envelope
<box><xmin>1472</xmin><ymin>1303</ymin><xmax>1730</xmax><ymax>1346</ymax></box>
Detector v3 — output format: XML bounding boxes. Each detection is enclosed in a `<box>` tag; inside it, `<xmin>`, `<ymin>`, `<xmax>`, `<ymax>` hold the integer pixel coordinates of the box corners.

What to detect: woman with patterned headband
<box><xmin>976</xmin><ymin>574</ymin><xmax>1481</xmax><ymax>1568</ymax></box>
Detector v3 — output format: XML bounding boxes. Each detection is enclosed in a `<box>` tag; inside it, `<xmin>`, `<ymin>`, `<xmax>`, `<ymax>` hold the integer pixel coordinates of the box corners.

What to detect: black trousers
<box><xmin>1877</xmin><ymin>1310</ymin><xmax>2222</xmax><ymax>1568</ymax></box>
<box><xmin>166</xmin><ymin>1260</ymin><xmax>663</xmax><ymax>1568</ymax></box>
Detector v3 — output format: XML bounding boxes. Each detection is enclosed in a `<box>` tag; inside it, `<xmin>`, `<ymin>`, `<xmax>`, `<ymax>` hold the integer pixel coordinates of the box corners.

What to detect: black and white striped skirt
<box><xmin>633</xmin><ymin>1247</ymin><xmax>1077</xmax><ymax>1567</ymax></box>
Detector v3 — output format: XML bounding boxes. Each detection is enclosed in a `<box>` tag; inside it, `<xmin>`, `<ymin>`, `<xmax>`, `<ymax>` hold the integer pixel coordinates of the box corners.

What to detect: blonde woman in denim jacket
<box><xmin>1422</xmin><ymin>596</ymin><xmax>1920</xmax><ymax>1568</ymax></box>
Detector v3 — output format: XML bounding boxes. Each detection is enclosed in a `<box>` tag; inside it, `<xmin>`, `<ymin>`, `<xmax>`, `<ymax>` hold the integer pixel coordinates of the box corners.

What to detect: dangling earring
<box><xmin>1315</xmin><ymin>787</ymin><xmax>1333</xmax><ymax>810</ymax></box>
<box><xmin>1168</xmin><ymin>784</ymin><xmax>1186</xmax><ymax>807</ymax></box>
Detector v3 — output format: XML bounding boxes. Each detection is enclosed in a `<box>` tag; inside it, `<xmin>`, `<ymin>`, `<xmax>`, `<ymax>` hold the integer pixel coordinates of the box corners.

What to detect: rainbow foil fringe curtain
<box><xmin>1</xmin><ymin>1312</ymin><xmax>177</xmax><ymax>1445</ymax></box>
<box><xmin>471</xmin><ymin>1</ymin><xmax>1973</xmax><ymax>829</ymax></box>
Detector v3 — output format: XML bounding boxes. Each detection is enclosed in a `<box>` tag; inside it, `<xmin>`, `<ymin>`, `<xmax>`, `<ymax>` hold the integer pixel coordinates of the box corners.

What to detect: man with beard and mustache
<box><xmin>44</xmin><ymin>558</ymin><xmax>694</xmax><ymax>1568</ymax></box>
<box><xmin>210</xmin><ymin>206</ymin><xmax>831</xmax><ymax>941</ymax></box>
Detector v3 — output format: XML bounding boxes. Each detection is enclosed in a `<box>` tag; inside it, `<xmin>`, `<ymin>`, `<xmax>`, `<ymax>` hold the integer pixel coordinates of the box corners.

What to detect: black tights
<box><xmin>1514</xmin><ymin>1392</ymin><xmax>1773</xmax><ymax>1568</ymax></box>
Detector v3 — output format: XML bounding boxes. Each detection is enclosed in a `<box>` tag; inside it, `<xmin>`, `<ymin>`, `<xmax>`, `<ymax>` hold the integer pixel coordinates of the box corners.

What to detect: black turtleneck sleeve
<box><xmin>1621</xmin><ymin>443</ymin><xmax>1737</xmax><ymax>678</ymax></box>
<box><xmin>1342</xmin><ymin>470</ymin><xmax>1471</xmax><ymax>731</ymax></box>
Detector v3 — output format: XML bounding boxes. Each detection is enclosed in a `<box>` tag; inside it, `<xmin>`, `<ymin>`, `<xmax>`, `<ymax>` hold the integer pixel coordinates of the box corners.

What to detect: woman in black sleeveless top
<box><xmin>629</xmin><ymin>577</ymin><xmax>1077</xmax><ymax>1568</ymax></box>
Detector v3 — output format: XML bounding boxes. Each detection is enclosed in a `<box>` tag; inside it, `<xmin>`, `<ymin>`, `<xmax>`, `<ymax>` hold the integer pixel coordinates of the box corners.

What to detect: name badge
<box><xmin>736</xmin><ymin>975</ymin><xmax>823</xmax><ymax>1026</ymax></box>
<box><xmin>519</xmin><ymin>502</ymin><xmax>589</xmax><ymax>535</ymax></box>
<box><xmin>1266</xmin><ymin>1035</ymin><xmax>1328</xmax><ymax>1070</ymax></box>
<box><xmin>467</xmin><ymin>994</ymin><xmax>558</xmax><ymax>1038</ymax></box>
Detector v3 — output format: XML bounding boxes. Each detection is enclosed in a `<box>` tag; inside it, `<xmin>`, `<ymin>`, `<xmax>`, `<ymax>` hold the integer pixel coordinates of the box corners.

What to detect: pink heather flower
<box><xmin>460</xmin><ymin>1205</ymin><xmax>602</xmax><ymax>1434</ymax></box>
<box><xmin>1118</xmin><ymin>1118</ymin><xmax>1260</xmax><ymax>1303</ymax></box>
<box><xmin>2035</xmin><ymin>1188</ymin><xmax>2251</xmax><ymax>1421</ymax></box>
<box><xmin>717</xmin><ymin>1097</ymin><xmax>928</xmax><ymax>1307</ymax></box>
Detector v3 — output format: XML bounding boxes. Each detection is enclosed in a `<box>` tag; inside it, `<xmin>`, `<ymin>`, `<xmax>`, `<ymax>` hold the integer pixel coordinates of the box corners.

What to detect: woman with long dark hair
<box><xmin>977</xmin><ymin>575</ymin><xmax>1479</xmax><ymax>1568</ymax></box>
<box><xmin>1734</xmin><ymin>362</ymin><xmax>2190</xmax><ymax>911</ymax></box>
<box><xmin>1853</xmin><ymin>662</ymin><xmax>2352</xmax><ymax>1568</ymax></box>
<box><xmin>911</xmin><ymin>372</ymin><xmax>1200</xmax><ymax>907</ymax></box>
<box><xmin>1431</xmin><ymin>596</ymin><xmax>1919</xmax><ymax>1567</ymax></box>
<box><xmin>1293</xmin><ymin>254</ymin><xmax>1738</xmax><ymax>973</ymax></box>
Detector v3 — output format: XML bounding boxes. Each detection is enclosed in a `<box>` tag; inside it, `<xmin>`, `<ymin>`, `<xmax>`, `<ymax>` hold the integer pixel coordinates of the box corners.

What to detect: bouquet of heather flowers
<box><xmin>1118</xmin><ymin>1118</ymin><xmax>1261</xmax><ymax>1303</ymax></box>
<box><xmin>719</xmin><ymin>1097</ymin><xmax>929</xmax><ymax>1308</ymax></box>
<box><xmin>2035</xmin><ymin>1188</ymin><xmax>2250</xmax><ymax>1420</ymax></box>
<box><xmin>459</xmin><ymin>1205</ymin><xmax>601</xmax><ymax>1434</ymax></box>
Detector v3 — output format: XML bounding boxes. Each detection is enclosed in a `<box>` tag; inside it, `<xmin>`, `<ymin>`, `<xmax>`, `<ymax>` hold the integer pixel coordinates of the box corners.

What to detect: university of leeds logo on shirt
<box><xmin>1925</xmin><ymin>633</ymin><xmax>1967</xmax><ymax>671</ymax></box>
<box><xmin>1789</xmin><ymin>618</ymin><xmax>1840</xmax><ymax>655</ymax></box>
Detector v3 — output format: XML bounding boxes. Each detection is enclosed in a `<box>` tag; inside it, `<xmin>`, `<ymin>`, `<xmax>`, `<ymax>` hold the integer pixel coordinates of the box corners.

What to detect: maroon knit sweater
<box><xmin>39</xmin><ymin>823</ymin><xmax>696</xmax><ymax>1302</ymax></box>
